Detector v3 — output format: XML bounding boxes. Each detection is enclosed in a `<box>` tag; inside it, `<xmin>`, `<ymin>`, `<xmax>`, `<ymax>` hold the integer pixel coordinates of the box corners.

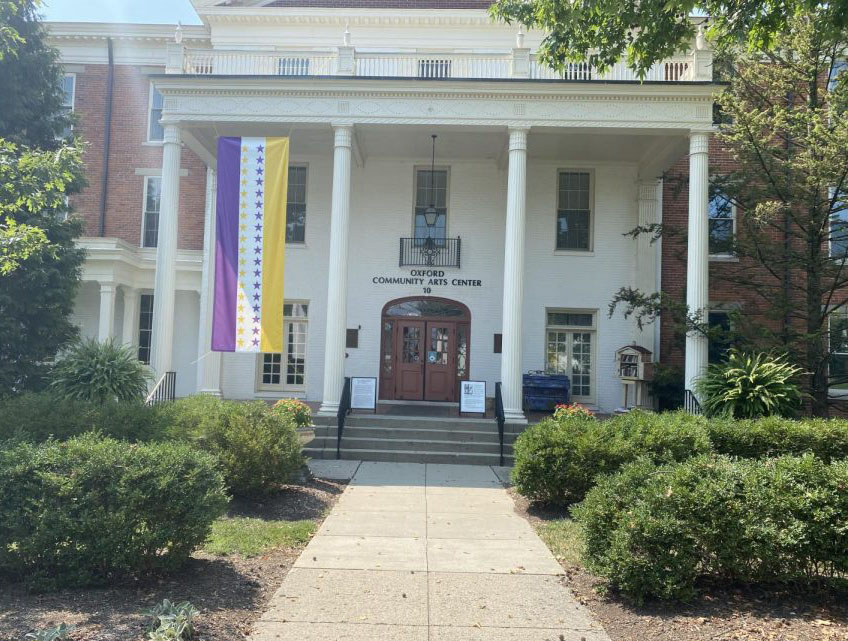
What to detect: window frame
<box><xmin>59</xmin><ymin>73</ymin><xmax>76</xmax><ymax>138</ymax></box>
<box><xmin>255</xmin><ymin>301</ymin><xmax>309</xmax><ymax>393</ymax></box>
<box><xmin>286</xmin><ymin>163</ymin><xmax>308</xmax><ymax>245</ymax></box>
<box><xmin>141</xmin><ymin>176</ymin><xmax>162</xmax><ymax>248</ymax></box>
<box><xmin>411</xmin><ymin>165</ymin><xmax>451</xmax><ymax>241</ymax></box>
<box><xmin>544</xmin><ymin>308</ymin><xmax>597</xmax><ymax>404</ymax></box>
<box><xmin>146</xmin><ymin>83</ymin><xmax>165</xmax><ymax>144</ymax></box>
<box><xmin>828</xmin><ymin>307</ymin><xmax>848</xmax><ymax>397</ymax></box>
<box><xmin>554</xmin><ymin>168</ymin><xmax>594</xmax><ymax>253</ymax></box>
<box><xmin>828</xmin><ymin>187</ymin><xmax>848</xmax><ymax>259</ymax></box>
<box><xmin>137</xmin><ymin>293</ymin><xmax>154</xmax><ymax>365</ymax></box>
<box><xmin>708</xmin><ymin>189</ymin><xmax>737</xmax><ymax>259</ymax></box>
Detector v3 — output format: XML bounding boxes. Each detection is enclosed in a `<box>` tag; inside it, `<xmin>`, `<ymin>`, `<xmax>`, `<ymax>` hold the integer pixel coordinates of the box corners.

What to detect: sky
<box><xmin>40</xmin><ymin>0</ymin><xmax>203</xmax><ymax>24</ymax></box>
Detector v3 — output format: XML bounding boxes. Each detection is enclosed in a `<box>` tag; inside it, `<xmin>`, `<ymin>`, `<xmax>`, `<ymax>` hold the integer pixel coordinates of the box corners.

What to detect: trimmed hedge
<box><xmin>164</xmin><ymin>396</ymin><xmax>305</xmax><ymax>495</ymax></box>
<box><xmin>574</xmin><ymin>455</ymin><xmax>848</xmax><ymax>602</ymax></box>
<box><xmin>512</xmin><ymin>410</ymin><xmax>848</xmax><ymax>506</ymax></box>
<box><xmin>511</xmin><ymin>411</ymin><xmax>711</xmax><ymax>505</ymax></box>
<box><xmin>0</xmin><ymin>392</ymin><xmax>170</xmax><ymax>443</ymax></box>
<box><xmin>0</xmin><ymin>435</ymin><xmax>228</xmax><ymax>591</ymax></box>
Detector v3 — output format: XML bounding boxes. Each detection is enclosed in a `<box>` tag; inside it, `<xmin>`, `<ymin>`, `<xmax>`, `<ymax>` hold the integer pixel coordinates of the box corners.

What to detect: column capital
<box><xmin>162</xmin><ymin>124</ymin><xmax>181</xmax><ymax>146</ymax></box>
<box><xmin>689</xmin><ymin>131</ymin><xmax>711</xmax><ymax>155</ymax></box>
<box><xmin>98</xmin><ymin>281</ymin><xmax>117</xmax><ymax>293</ymax></box>
<box><xmin>508</xmin><ymin>127</ymin><xmax>529</xmax><ymax>151</ymax></box>
<box><xmin>332</xmin><ymin>124</ymin><xmax>354</xmax><ymax>148</ymax></box>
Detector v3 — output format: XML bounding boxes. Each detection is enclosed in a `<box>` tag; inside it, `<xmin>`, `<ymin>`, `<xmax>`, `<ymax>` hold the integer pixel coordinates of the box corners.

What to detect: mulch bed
<box><xmin>0</xmin><ymin>476</ymin><xmax>345</xmax><ymax>641</ymax></box>
<box><xmin>512</xmin><ymin>491</ymin><xmax>848</xmax><ymax>641</ymax></box>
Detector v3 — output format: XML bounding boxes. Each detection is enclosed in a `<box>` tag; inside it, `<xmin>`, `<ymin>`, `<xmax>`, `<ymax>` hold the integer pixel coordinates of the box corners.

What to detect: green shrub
<box><xmin>166</xmin><ymin>396</ymin><xmax>305</xmax><ymax>495</ymax></box>
<box><xmin>708</xmin><ymin>415</ymin><xmax>848</xmax><ymax>461</ymax></box>
<box><xmin>511</xmin><ymin>410</ymin><xmax>711</xmax><ymax>505</ymax></box>
<box><xmin>574</xmin><ymin>454</ymin><xmax>848</xmax><ymax>602</ymax></box>
<box><xmin>0</xmin><ymin>435</ymin><xmax>228</xmax><ymax>591</ymax></box>
<box><xmin>143</xmin><ymin>600</ymin><xmax>199</xmax><ymax>641</ymax></box>
<box><xmin>695</xmin><ymin>350</ymin><xmax>803</xmax><ymax>418</ymax></box>
<box><xmin>50</xmin><ymin>338</ymin><xmax>152</xmax><ymax>404</ymax></box>
<box><xmin>0</xmin><ymin>392</ymin><xmax>170</xmax><ymax>443</ymax></box>
<box><xmin>271</xmin><ymin>398</ymin><xmax>312</xmax><ymax>428</ymax></box>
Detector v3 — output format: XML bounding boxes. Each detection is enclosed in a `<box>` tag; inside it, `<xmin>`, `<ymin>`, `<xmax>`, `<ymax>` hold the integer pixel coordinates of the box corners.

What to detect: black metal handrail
<box><xmin>336</xmin><ymin>377</ymin><xmax>352</xmax><ymax>460</ymax></box>
<box><xmin>146</xmin><ymin>371</ymin><xmax>176</xmax><ymax>405</ymax></box>
<box><xmin>684</xmin><ymin>389</ymin><xmax>702</xmax><ymax>415</ymax></box>
<box><xmin>494</xmin><ymin>382</ymin><xmax>505</xmax><ymax>467</ymax></box>
<box><xmin>399</xmin><ymin>236</ymin><xmax>461</xmax><ymax>268</ymax></box>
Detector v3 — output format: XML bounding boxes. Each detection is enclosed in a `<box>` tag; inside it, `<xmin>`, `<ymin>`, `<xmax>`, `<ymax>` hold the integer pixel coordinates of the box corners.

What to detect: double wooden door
<box><xmin>395</xmin><ymin>319</ymin><xmax>457</xmax><ymax>402</ymax></box>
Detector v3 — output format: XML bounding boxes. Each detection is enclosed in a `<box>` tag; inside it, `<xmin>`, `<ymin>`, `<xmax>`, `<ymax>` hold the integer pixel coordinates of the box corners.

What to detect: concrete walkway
<box><xmin>252</xmin><ymin>463</ymin><xmax>609</xmax><ymax>641</ymax></box>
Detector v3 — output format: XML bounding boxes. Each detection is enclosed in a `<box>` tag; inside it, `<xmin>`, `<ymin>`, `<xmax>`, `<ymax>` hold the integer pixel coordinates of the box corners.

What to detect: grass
<box><xmin>535</xmin><ymin>518</ymin><xmax>585</xmax><ymax>568</ymax></box>
<box><xmin>203</xmin><ymin>517</ymin><xmax>316</xmax><ymax>557</ymax></box>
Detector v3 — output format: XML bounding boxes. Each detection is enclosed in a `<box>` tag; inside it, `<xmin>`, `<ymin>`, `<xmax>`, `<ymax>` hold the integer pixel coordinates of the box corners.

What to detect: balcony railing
<box><xmin>400</xmin><ymin>237</ymin><xmax>461</xmax><ymax>268</ymax></box>
<box><xmin>172</xmin><ymin>47</ymin><xmax>707</xmax><ymax>82</ymax></box>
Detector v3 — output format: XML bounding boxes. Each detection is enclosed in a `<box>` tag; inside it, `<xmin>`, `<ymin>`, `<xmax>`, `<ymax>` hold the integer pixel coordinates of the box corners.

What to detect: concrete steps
<box><xmin>304</xmin><ymin>413</ymin><xmax>519</xmax><ymax>466</ymax></box>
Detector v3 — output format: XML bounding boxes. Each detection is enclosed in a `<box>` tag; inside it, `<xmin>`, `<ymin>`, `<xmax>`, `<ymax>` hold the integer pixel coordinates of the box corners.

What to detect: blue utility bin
<box><xmin>522</xmin><ymin>372</ymin><xmax>570</xmax><ymax>411</ymax></box>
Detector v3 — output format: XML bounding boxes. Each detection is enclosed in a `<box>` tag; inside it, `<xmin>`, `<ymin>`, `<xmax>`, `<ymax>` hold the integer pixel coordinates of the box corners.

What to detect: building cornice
<box><xmin>46</xmin><ymin>22</ymin><xmax>210</xmax><ymax>44</ymax></box>
<box><xmin>199</xmin><ymin>7</ymin><xmax>501</xmax><ymax>28</ymax></box>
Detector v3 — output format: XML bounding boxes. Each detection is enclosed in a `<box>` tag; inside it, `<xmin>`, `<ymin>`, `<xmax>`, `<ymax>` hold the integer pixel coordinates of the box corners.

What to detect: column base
<box><xmin>317</xmin><ymin>403</ymin><xmax>340</xmax><ymax>417</ymax></box>
<box><xmin>503</xmin><ymin>408</ymin><xmax>528</xmax><ymax>424</ymax></box>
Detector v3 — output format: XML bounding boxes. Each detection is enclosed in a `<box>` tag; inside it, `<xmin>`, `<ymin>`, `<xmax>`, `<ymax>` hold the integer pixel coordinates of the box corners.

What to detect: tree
<box><xmin>489</xmin><ymin>0</ymin><xmax>848</xmax><ymax>78</ymax></box>
<box><xmin>611</xmin><ymin>11</ymin><xmax>848</xmax><ymax>416</ymax></box>
<box><xmin>0</xmin><ymin>0</ymin><xmax>86</xmax><ymax>393</ymax></box>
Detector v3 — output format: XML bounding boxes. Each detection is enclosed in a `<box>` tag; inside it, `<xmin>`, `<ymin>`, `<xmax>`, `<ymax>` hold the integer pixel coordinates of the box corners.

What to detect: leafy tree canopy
<box><xmin>490</xmin><ymin>0</ymin><xmax>848</xmax><ymax>77</ymax></box>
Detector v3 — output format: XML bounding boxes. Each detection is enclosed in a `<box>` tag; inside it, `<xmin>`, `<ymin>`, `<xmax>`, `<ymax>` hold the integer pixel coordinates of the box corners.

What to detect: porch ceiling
<box><xmin>182</xmin><ymin>122</ymin><xmax>688</xmax><ymax>180</ymax></box>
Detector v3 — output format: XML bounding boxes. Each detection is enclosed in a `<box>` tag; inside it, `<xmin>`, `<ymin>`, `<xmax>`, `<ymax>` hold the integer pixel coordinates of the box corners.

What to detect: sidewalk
<box><xmin>251</xmin><ymin>462</ymin><xmax>610</xmax><ymax>641</ymax></box>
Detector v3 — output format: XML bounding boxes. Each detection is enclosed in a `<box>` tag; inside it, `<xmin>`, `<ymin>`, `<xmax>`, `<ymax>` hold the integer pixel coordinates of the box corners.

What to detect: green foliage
<box><xmin>511</xmin><ymin>410</ymin><xmax>711</xmax><ymax>505</ymax></box>
<box><xmin>696</xmin><ymin>351</ymin><xmax>804</xmax><ymax>419</ymax></box>
<box><xmin>203</xmin><ymin>517</ymin><xmax>316</xmax><ymax>557</ymax></box>
<box><xmin>489</xmin><ymin>0</ymin><xmax>847</xmax><ymax>78</ymax></box>
<box><xmin>165</xmin><ymin>396</ymin><xmax>305</xmax><ymax>495</ymax></box>
<box><xmin>0</xmin><ymin>392</ymin><xmax>171</xmax><ymax>443</ymax></box>
<box><xmin>647</xmin><ymin>363</ymin><xmax>684</xmax><ymax>412</ymax></box>
<box><xmin>574</xmin><ymin>455</ymin><xmax>848</xmax><ymax>602</ymax></box>
<box><xmin>50</xmin><ymin>338</ymin><xmax>153</xmax><ymax>404</ymax></box>
<box><xmin>535</xmin><ymin>519</ymin><xmax>584</xmax><ymax>568</ymax></box>
<box><xmin>271</xmin><ymin>397</ymin><xmax>313</xmax><ymax>428</ymax></box>
<box><xmin>707</xmin><ymin>415</ymin><xmax>848</xmax><ymax>461</ymax></box>
<box><xmin>24</xmin><ymin>624</ymin><xmax>75</xmax><ymax>641</ymax></box>
<box><xmin>143</xmin><ymin>600</ymin><xmax>199</xmax><ymax>641</ymax></box>
<box><xmin>0</xmin><ymin>435</ymin><xmax>229</xmax><ymax>590</ymax></box>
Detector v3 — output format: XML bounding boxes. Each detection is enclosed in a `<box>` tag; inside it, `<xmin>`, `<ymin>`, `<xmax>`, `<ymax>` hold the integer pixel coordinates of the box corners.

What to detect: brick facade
<box><xmin>69</xmin><ymin>64</ymin><xmax>206</xmax><ymax>251</ymax></box>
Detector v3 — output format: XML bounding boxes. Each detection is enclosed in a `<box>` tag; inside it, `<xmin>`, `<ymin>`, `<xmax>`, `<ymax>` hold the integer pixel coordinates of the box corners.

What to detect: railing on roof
<box><xmin>176</xmin><ymin>48</ymin><xmax>704</xmax><ymax>82</ymax></box>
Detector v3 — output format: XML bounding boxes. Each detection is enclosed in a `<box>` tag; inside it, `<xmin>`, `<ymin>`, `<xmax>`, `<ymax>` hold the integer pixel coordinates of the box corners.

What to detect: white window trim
<box><xmin>411</xmin><ymin>165</ymin><xmax>451</xmax><ymax>238</ymax></box>
<box><xmin>708</xmin><ymin>191</ymin><xmax>737</xmax><ymax>260</ymax></box>
<box><xmin>255</xmin><ymin>302</ymin><xmax>309</xmax><ymax>393</ymax></box>
<box><xmin>544</xmin><ymin>307</ymin><xmax>598</xmax><ymax>404</ymax></box>
<box><xmin>554</xmin><ymin>168</ymin><xmax>595</xmax><ymax>253</ymax></box>
<box><xmin>141</xmin><ymin>176</ymin><xmax>161</xmax><ymax>248</ymax></box>
<box><xmin>63</xmin><ymin>73</ymin><xmax>76</xmax><ymax>111</ymax></box>
<box><xmin>146</xmin><ymin>83</ymin><xmax>164</xmax><ymax>145</ymax></box>
<box><xmin>828</xmin><ymin>305</ymin><xmax>848</xmax><ymax>398</ymax></box>
<box><xmin>828</xmin><ymin>186</ymin><xmax>848</xmax><ymax>260</ymax></box>
<box><xmin>287</xmin><ymin>162</ymin><xmax>309</xmax><ymax>246</ymax></box>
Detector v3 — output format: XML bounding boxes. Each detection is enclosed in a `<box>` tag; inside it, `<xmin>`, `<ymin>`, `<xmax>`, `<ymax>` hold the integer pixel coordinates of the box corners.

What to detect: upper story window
<box><xmin>287</xmin><ymin>165</ymin><xmax>307</xmax><ymax>243</ymax></box>
<box><xmin>556</xmin><ymin>171</ymin><xmax>592</xmax><ymax>251</ymax></box>
<box><xmin>148</xmin><ymin>85</ymin><xmax>164</xmax><ymax>142</ymax></box>
<box><xmin>830</xmin><ymin>189</ymin><xmax>848</xmax><ymax>258</ymax></box>
<box><xmin>829</xmin><ymin>60</ymin><xmax>847</xmax><ymax>91</ymax></box>
<box><xmin>60</xmin><ymin>74</ymin><xmax>75</xmax><ymax>138</ymax></box>
<box><xmin>414</xmin><ymin>168</ymin><xmax>448</xmax><ymax>242</ymax></box>
<box><xmin>142</xmin><ymin>177</ymin><xmax>161</xmax><ymax>248</ymax></box>
<box><xmin>708</xmin><ymin>308</ymin><xmax>733</xmax><ymax>364</ymax></box>
<box><xmin>708</xmin><ymin>191</ymin><xmax>736</xmax><ymax>256</ymax></box>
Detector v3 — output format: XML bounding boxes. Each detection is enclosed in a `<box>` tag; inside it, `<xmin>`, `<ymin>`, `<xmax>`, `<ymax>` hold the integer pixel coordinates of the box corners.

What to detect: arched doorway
<box><xmin>379</xmin><ymin>297</ymin><xmax>471</xmax><ymax>402</ymax></box>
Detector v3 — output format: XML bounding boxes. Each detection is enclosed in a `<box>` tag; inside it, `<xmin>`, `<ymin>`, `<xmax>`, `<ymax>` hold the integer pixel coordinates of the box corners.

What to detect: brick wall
<box><xmin>69</xmin><ymin>64</ymin><xmax>206</xmax><ymax>251</ymax></box>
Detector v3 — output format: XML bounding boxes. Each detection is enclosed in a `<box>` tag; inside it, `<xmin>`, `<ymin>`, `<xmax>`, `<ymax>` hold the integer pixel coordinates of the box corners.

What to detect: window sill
<box><xmin>143</xmin><ymin>140</ymin><xmax>164</xmax><ymax>147</ymax></box>
<box><xmin>254</xmin><ymin>390</ymin><xmax>306</xmax><ymax>398</ymax></box>
<box><xmin>287</xmin><ymin>242</ymin><xmax>307</xmax><ymax>249</ymax></box>
<box><xmin>553</xmin><ymin>250</ymin><xmax>594</xmax><ymax>257</ymax></box>
<box><xmin>709</xmin><ymin>254</ymin><xmax>738</xmax><ymax>263</ymax></box>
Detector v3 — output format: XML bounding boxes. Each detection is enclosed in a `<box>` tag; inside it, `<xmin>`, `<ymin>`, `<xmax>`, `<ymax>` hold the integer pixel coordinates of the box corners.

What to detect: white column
<box><xmin>319</xmin><ymin>125</ymin><xmax>354</xmax><ymax>414</ymax></box>
<box><xmin>150</xmin><ymin>124</ymin><xmax>182</xmax><ymax>376</ymax></box>
<box><xmin>635</xmin><ymin>180</ymin><xmax>661</xmax><ymax>346</ymax></box>
<box><xmin>122</xmin><ymin>286</ymin><xmax>140</xmax><ymax>348</ymax></box>
<box><xmin>500</xmin><ymin>127</ymin><xmax>529</xmax><ymax>422</ymax></box>
<box><xmin>97</xmin><ymin>282</ymin><xmax>117</xmax><ymax>342</ymax></box>
<box><xmin>685</xmin><ymin>132</ymin><xmax>710</xmax><ymax>393</ymax></box>
<box><xmin>197</xmin><ymin>167</ymin><xmax>222</xmax><ymax>395</ymax></box>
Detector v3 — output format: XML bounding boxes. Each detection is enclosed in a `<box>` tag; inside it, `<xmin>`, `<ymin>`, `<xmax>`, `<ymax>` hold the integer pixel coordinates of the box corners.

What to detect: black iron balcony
<box><xmin>399</xmin><ymin>237</ymin><xmax>461</xmax><ymax>268</ymax></box>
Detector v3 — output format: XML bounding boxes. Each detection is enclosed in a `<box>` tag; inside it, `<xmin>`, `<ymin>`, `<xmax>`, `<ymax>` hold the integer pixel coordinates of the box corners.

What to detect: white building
<box><xmin>50</xmin><ymin>0</ymin><xmax>716</xmax><ymax>426</ymax></box>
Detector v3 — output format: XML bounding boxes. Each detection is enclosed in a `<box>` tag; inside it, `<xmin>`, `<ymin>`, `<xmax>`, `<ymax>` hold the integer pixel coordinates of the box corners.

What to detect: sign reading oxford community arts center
<box><xmin>372</xmin><ymin>270</ymin><xmax>483</xmax><ymax>295</ymax></box>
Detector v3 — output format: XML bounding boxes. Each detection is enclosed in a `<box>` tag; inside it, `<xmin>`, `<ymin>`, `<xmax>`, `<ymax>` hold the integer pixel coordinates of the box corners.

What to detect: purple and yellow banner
<box><xmin>212</xmin><ymin>137</ymin><xmax>289</xmax><ymax>353</ymax></box>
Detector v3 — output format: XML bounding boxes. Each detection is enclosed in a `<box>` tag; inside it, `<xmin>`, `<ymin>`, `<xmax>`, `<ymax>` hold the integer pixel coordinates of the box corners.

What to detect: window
<box><xmin>138</xmin><ymin>294</ymin><xmax>154</xmax><ymax>365</ymax></box>
<box><xmin>142</xmin><ymin>177</ymin><xmax>161</xmax><ymax>248</ymax></box>
<box><xmin>258</xmin><ymin>303</ymin><xmax>308</xmax><ymax>390</ymax></box>
<box><xmin>828</xmin><ymin>60</ymin><xmax>847</xmax><ymax>91</ymax></box>
<box><xmin>287</xmin><ymin>165</ymin><xmax>307</xmax><ymax>243</ymax></box>
<box><xmin>830</xmin><ymin>310</ymin><xmax>848</xmax><ymax>391</ymax></box>
<box><xmin>414</xmin><ymin>168</ymin><xmax>448</xmax><ymax>242</ymax></box>
<box><xmin>830</xmin><ymin>189</ymin><xmax>848</xmax><ymax>258</ymax></box>
<box><xmin>545</xmin><ymin>310</ymin><xmax>596</xmax><ymax>401</ymax></box>
<box><xmin>556</xmin><ymin>171</ymin><xmax>592</xmax><ymax>250</ymax></box>
<box><xmin>709</xmin><ymin>191</ymin><xmax>735</xmax><ymax>256</ymax></box>
<box><xmin>708</xmin><ymin>309</ymin><xmax>732</xmax><ymax>364</ymax></box>
<box><xmin>148</xmin><ymin>85</ymin><xmax>164</xmax><ymax>142</ymax></box>
<box><xmin>60</xmin><ymin>74</ymin><xmax>75</xmax><ymax>138</ymax></box>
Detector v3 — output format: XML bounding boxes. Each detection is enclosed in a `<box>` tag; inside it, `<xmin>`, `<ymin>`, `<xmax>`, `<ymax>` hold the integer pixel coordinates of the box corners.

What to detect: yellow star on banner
<box><xmin>241</xmin><ymin>191</ymin><xmax>247</xmax><ymax>198</ymax></box>
<box><xmin>240</xmin><ymin>224</ymin><xmax>247</xmax><ymax>231</ymax></box>
<box><xmin>242</xmin><ymin>146</ymin><xmax>248</xmax><ymax>152</ymax></box>
<box><xmin>241</xmin><ymin>179</ymin><xmax>247</xmax><ymax>186</ymax></box>
<box><xmin>239</xmin><ymin>270</ymin><xmax>246</xmax><ymax>277</ymax></box>
<box><xmin>238</xmin><ymin>305</ymin><xmax>244</xmax><ymax>313</ymax></box>
<box><xmin>240</xmin><ymin>235</ymin><xmax>247</xmax><ymax>243</ymax></box>
<box><xmin>239</xmin><ymin>259</ymin><xmax>246</xmax><ymax>266</ymax></box>
<box><xmin>237</xmin><ymin>339</ymin><xmax>244</xmax><ymax>348</ymax></box>
<box><xmin>237</xmin><ymin>327</ymin><xmax>244</xmax><ymax>336</ymax></box>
